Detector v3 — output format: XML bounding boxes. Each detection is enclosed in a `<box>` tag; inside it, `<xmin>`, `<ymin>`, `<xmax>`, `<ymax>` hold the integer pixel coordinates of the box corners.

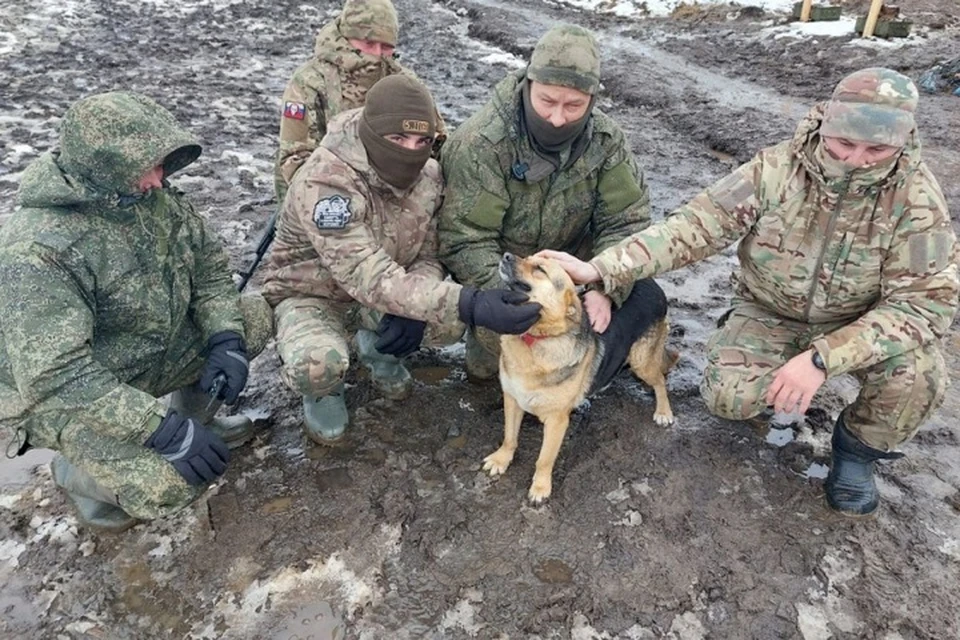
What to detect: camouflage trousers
<box><xmin>700</xmin><ymin>302</ymin><xmax>948</xmax><ymax>450</ymax></box>
<box><xmin>16</xmin><ymin>294</ymin><xmax>274</xmax><ymax>521</ymax></box>
<box><xmin>274</xmin><ymin>296</ymin><xmax>464</xmax><ymax>397</ymax></box>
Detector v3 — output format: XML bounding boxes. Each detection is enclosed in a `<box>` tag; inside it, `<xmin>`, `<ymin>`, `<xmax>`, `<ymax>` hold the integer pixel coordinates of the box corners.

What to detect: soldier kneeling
<box><xmin>262</xmin><ymin>75</ymin><xmax>540</xmax><ymax>444</ymax></box>
<box><xmin>0</xmin><ymin>93</ymin><xmax>273</xmax><ymax>531</ymax></box>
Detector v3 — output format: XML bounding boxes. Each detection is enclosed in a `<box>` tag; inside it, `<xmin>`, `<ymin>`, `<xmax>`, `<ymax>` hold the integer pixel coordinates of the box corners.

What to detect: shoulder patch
<box><xmin>313</xmin><ymin>194</ymin><xmax>352</xmax><ymax>230</ymax></box>
<box><xmin>283</xmin><ymin>101</ymin><xmax>306</xmax><ymax>120</ymax></box>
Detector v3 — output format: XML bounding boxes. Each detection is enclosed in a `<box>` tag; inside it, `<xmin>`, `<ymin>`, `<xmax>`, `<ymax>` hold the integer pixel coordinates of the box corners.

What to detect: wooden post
<box><xmin>862</xmin><ymin>0</ymin><xmax>884</xmax><ymax>37</ymax></box>
<box><xmin>799</xmin><ymin>0</ymin><xmax>813</xmax><ymax>22</ymax></box>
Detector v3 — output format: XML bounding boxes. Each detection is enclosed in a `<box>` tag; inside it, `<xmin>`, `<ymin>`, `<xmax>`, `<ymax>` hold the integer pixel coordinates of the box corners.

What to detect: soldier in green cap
<box><xmin>0</xmin><ymin>92</ymin><xmax>274</xmax><ymax>531</ymax></box>
<box><xmin>541</xmin><ymin>68</ymin><xmax>959</xmax><ymax>518</ymax></box>
<box><xmin>438</xmin><ymin>24</ymin><xmax>656</xmax><ymax>381</ymax></box>
<box><xmin>264</xmin><ymin>75</ymin><xmax>540</xmax><ymax>444</ymax></box>
<box><xmin>275</xmin><ymin>0</ymin><xmax>447</xmax><ymax>205</ymax></box>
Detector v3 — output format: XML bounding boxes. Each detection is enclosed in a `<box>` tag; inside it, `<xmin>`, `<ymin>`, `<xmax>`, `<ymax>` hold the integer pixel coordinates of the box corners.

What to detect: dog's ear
<box><xmin>564</xmin><ymin>288</ymin><xmax>581</xmax><ymax>323</ymax></box>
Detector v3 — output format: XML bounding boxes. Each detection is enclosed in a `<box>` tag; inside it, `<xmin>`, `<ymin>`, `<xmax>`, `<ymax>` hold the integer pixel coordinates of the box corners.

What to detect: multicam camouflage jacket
<box><xmin>437</xmin><ymin>70</ymin><xmax>650</xmax><ymax>305</ymax></box>
<box><xmin>591</xmin><ymin>103</ymin><xmax>959</xmax><ymax>377</ymax></box>
<box><xmin>262</xmin><ymin>109</ymin><xmax>463</xmax><ymax>328</ymax></box>
<box><xmin>0</xmin><ymin>93</ymin><xmax>245</xmax><ymax>448</ymax></box>
<box><xmin>275</xmin><ymin>21</ymin><xmax>447</xmax><ymax>202</ymax></box>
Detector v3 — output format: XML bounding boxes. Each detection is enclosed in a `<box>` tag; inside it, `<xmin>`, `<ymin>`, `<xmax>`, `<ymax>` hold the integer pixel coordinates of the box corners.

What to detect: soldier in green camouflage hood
<box><xmin>275</xmin><ymin>0</ymin><xmax>447</xmax><ymax>204</ymax></box>
<box><xmin>542</xmin><ymin>68</ymin><xmax>959</xmax><ymax>518</ymax></box>
<box><xmin>438</xmin><ymin>24</ymin><xmax>655</xmax><ymax>381</ymax></box>
<box><xmin>0</xmin><ymin>92</ymin><xmax>274</xmax><ymax>531</ymax></box>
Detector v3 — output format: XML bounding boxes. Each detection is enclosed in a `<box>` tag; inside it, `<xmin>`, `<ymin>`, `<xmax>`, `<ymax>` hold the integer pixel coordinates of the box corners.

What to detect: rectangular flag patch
<box><xmin>283</xmin><ymin>101</ymin><xmax>306</xmax><ymax>120</ymax></box>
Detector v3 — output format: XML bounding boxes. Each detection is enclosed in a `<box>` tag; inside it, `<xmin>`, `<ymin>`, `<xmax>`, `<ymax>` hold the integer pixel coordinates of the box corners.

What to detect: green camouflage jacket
<box><xmin>437</xmin><ymin>70</ymin><xmax>650</xmax><ymax>305</ymax></box>
<box><xmin>591</xmin><ymin>103</ymin><xmax>959</xmax><ymax>377</ymax></box>
<box><xmin>263</xmin><ymin>109</ymin><xmax>463</xmax><ymax>328</ymax></box>
<box><xmin>275</xmin><ymin>21</ymin><xmax>446</xmax><ymax>202</ymax></box>
<box><xmin>0</xmin><ymin>93</ymin><xmax>244</xmax><ymax>448</ymax></box>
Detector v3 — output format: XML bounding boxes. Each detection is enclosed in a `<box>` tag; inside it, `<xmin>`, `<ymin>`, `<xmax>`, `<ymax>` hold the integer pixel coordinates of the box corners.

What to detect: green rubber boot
<box><xmin>464</xmin><ymin>330</ymin><xmax>499</xmax><ymax>384</ymax></box>
<box><xmin>303</xmin><ymin>383</ymin><xmax>350</xmax><ymax>444</ymax></box>
<box><xmin>50</xmin><ymin>455</ymin><xmax>138</xmax><ymax>533</ymax></box>
<box><xmin>355</xmin><ymin>329</ymin><xmax>412</xmax><ymax>400</ymax></box>
<box><xmin>169</xmin><ymin>384</ymin><xmax>255</xmax><ymax>449</ymax></box>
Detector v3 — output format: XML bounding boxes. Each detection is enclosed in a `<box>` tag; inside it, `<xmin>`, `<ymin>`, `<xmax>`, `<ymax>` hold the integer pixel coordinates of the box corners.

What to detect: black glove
<box><xmin>199</xmin><ymin>331</ymin><xmax>248</xmax><ymax>404</ymax></box>
<box><xmin>375</xmin><ymin>314</ymin><xmax>427</xmax><ymax>357</ymax></box>
<box><xmin>144</xmin><ymin>409</ymin><xmax>229</xmax><ymax>486</ymax></box>
<box><xmin>458</xmin><ymin>286</ymin><xmax>541</xmax><ymax>335</ymax></box>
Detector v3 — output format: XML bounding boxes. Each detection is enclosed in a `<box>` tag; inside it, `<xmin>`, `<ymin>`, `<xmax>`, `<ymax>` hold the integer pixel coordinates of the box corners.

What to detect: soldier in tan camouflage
<box><xmin>263</xmin><ymin>75</ymin><xmax>540</xmax><ymax>444</ymax></box>
<box><xmin>275</xmin><ymin>0</ymin><xmax>446</xmax><ymax>204</ymax></box>
<box><xmin>541</xmin><ymin>68</ymin><xmax>959</xmax><ymax>518</ymax></box>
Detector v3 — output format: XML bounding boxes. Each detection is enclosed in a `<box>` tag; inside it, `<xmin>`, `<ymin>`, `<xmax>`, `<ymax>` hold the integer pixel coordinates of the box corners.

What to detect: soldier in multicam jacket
<box><xmin>263</xmin><ymin>75</ymin><xmax>539</xmax><ymax>444</ymax></box>
<box><xmin>542</xmin><ymin>68</ymin><xmax>959</xmax><ymax>518</ymax></box>
<box><xmin>275</xmin><ymin>0</ymin><xmax>447</xmax><ymax>204</ymax></box>
<box><xmin>438</xmin><ymin>24</ymin><xmax>654</xmax><ymax>381</ymax></box>
<box><xmin>0</xmin><ymin>92</ymin><xmax>274</xmax><ymax>531</ymax></box>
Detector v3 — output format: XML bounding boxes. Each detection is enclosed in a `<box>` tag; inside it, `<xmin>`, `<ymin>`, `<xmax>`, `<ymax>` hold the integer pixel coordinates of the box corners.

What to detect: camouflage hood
<box><xmin>792</xmin><ymin>102</ymin><xmax>922</xmax><ymax>195</ymax></box>
<box><xmin>17</xmin><ymin>92</ymin><xmax>200</xmax><ymax>208</ymax></box>
<box><xmin>313</xmin><ymin>20</ymin><xmax>401</xmax><ymax>75</ymax></box>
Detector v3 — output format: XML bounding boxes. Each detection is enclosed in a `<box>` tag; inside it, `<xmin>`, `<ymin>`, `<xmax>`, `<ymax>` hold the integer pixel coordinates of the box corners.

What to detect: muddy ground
<box><xmin>1</xmin><ymin>0</ymin><xmax>959</xmax><ymax>638</ymax></box>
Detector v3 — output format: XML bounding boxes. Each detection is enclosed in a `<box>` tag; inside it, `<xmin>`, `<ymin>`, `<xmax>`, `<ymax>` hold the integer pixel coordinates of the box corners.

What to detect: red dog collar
<box><xmin>521</xmin><ymin>333</ymin><xmax>546</xmax><ymax>347</ymax></box>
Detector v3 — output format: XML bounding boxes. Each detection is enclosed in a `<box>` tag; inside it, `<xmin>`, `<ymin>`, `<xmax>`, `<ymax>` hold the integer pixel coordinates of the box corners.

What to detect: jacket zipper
<box><xmin>803</xmin><ymin>178</ymin><xmax>850</xmax><ymax>321</ymax></box>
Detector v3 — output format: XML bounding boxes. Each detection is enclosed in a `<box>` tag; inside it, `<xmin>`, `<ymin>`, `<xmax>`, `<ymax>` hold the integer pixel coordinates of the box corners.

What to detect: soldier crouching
<box><xmin>262</xmin><ymin>75</ymin><xmax>541</xmax><ymax>444</ymax></box>
<box><xmin>0</xmin><ymin>93</ymin><xmax>274</xmax><ymax>531</ymax></box>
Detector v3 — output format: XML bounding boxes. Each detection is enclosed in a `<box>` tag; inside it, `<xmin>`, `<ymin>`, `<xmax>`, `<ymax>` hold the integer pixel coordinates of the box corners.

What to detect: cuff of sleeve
<box><xmin>590</xmin><ymin>257</ymin><xmax>620</xmax><ymax>299</ymax></box>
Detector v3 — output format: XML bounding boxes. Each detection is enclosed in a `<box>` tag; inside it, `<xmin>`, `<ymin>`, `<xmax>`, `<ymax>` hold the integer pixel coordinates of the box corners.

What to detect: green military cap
<box><xmin>339</xmin><ymin>0</ymin><xmax>399</xmax><ymax>47</ymax></box>
<box><xmin>527</xmin><ymin>24</ymin><xmax>601</xmax><ymax>95</ymax></box>
<box><xmin>58</xmin><ymin>91</ymin><xmax>200</xmax><ymax>194</ymax></box>
<box><xmin>820</xmin><ymin>67</ymin><xmax>918</xmax><ymax>147</ymax></box>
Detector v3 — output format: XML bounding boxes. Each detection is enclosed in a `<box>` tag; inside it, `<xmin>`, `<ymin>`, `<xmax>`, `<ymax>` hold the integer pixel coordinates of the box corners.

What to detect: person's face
<box><xmin>529</xmin><ymin>81</ymin><xmax>592</xmax><ymax>127</ymax></box>
<box><xmin>822</xmin><ymin>136</ymin><xmax>901</xmax><ymax>168</ymax></box>
<box><xmin>137</xmin><ymin>165</ymin><xmax>164</xmax><ymax>192</ymax></box>
<box><xmin>348</xmin><ymin>38</ymin><xmax>395</xmax><ymax>58</ymax></box>
<box><xmin>383</xmin><ymin>132</ymin><xmax>433</xmax><ymax>151</ymax></box>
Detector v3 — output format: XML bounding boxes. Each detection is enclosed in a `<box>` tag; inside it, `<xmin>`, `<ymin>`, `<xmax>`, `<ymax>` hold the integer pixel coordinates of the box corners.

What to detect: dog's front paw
<box><xmin>482</xmin><ymin>448</ymin><xmax>514</xmax><ymax>476</ymax></box>
<box><xmin>527</xmin><ymin>474</ymin><xmax>552</xmax><ymax>504</ymax></box>
<box><xmin>654</xmin><ymin>410</ymin><xmax>675</xmax><ymax>427</ymax></box>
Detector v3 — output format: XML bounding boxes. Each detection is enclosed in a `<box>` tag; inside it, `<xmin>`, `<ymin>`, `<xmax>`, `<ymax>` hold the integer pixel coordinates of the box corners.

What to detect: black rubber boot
<box><xmin>825</xmin><ymin>415</ymin><xmax>903</xmax><ymax>517</ymax></box>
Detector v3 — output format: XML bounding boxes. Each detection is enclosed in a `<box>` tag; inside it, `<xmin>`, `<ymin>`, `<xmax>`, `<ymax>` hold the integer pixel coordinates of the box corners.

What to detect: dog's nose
<box><xmin>502</xmin><ymin>253</ymin><xmax>516</xmax><ymax>263</ymax></box>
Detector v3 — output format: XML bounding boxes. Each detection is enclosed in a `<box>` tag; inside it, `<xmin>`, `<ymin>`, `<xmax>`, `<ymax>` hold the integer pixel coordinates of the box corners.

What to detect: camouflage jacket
<box><xmin>591</xmin><ymin>104</ymin><xmax>959</xmax><ymax>377</ymax></box>
<box><xmin>262</xmin><ymin>109</ymin><xmax>463</xmax><ymax>328</ymax></box>
<box><xmin>437</xmin><ymin>70</ymin><xmax>650</xmax><ymax>305</ymax></box>
<box><xmin>0</xmin><ymin>101</ymin><xmax>243</xmax><ymax>448</ymax></box>
<box><xmin>275</xmin><ymin>21</ymin><xmax>446</xmax><ymax>201</ymax></box>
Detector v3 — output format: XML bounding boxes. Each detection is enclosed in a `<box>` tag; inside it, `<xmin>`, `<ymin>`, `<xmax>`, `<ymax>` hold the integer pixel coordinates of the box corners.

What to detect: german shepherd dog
<box><xmin>483</xmin><ymin>253</ymin><xmax>676</xmax><ymax>503</ymax></box>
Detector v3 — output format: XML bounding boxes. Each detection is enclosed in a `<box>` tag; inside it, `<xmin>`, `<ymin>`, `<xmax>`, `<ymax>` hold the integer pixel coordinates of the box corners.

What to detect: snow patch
<box><xmin>437</xmin><ymin>588</ymin><xmax>485</xmax><ymax>636</ymax></box>
<box><xmin>0</xmin><ymin>539</ymin><xmax>27</xmax><ymax>567</ymax></box>
<box><xmin>668</xmin><ymin>612</ymin><xmax>706</xmax><ymax>640</ymax></box>
<box><xmin>478</xmin><ymin>52</ymin><xmax>526</xmax><ymax>69</ymax></box>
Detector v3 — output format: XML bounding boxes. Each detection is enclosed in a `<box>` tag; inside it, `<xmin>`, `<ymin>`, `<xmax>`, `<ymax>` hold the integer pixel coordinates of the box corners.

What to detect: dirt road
<box><xmin>1</xmin><ymin>0</ymin><xmax>958</xmax><ymax>638</ymax></box>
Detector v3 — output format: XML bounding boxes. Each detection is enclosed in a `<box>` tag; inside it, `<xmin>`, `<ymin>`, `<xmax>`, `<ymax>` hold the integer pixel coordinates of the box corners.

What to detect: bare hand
<box><xmin>765</xmin><ymin>350</ymin><xmax>826</xmax><ymax>416</ymax></box>
<box><xmin>583</xmin><ymin>290</ymin><xmax>612</xmax><ymax>333</ymax></box>
<box><xmin>534</xmin><ymin>250</ymin><xmax>602</xmax><ymax>284</ymax></box>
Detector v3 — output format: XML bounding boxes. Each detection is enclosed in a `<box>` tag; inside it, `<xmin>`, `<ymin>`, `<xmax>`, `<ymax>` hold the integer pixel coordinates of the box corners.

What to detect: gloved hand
<box><xmin>199</xmin><ymin>331</ymin><xmax>248</xmax><ymax>404</ymax></box>
<box><xmin>458</xmin><ymin>286</ymin><xmax>541</xmax><ymax>335</ymax></box>
<box><xmin>144</xmin><ymin>409</ymin><xmax>229</xmax><ymax>486</ymax></box>
<box><xmin>375</xmin><ymin>314</ymin><xmax>427</xmax><ymax>357</ymax></box>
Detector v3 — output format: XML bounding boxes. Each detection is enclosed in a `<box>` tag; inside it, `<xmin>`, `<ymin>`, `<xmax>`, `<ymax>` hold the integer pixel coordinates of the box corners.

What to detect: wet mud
<box><xmin>1</xmin><ymin>0</ymin><xmax>959</xmax><ymax>638</ymax></box>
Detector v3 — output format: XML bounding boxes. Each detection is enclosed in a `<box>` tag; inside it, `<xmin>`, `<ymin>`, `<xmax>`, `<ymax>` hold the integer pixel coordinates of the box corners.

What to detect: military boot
<box><xmin>50</xmin><ymin>455</ymin><xmax>138</xmax><ymax>533</ymax></box>
<box><xmin>169</xmin><ymin>384</ymin><xmax>254</xmax><ymax>449</ymax></box>
<box><xmin>303</xmin><ymin>383</ymin><xmax>349</xmax><ymax>444</ymax></box>
<box><xmin>355</xmin><ymin>329</ymin><xmax>412</xmax><ymax>400</ymax></box>
<box><xmin>825</xmin><ymin>415</ymin><xmax>903</xmax><ymax>517</ymax></box>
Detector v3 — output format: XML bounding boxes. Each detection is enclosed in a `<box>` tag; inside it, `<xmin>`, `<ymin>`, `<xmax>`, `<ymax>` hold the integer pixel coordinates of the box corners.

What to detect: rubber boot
<box><xmin>303</xmin><ymin>383</ymin><xmax>350</xmax><ymax>444</ymax></box>
<box><xmin>169</xmin><ymin>384</ymin><xmax>255</xmax><ymax>449</ymax></box>
<box><xmin>50</xmin><ymin>455</ymin><xmax>138</xmax><ymax>533</ymax></box>
<box><xmin>355</xmin><ymin>329</ymin><xmax>412</xmax><ymax>400</ymax></box>
<box><xmin>825</xmin><ymin>415</ymin><xmax>903</xmax><ymax>517</ymax></box>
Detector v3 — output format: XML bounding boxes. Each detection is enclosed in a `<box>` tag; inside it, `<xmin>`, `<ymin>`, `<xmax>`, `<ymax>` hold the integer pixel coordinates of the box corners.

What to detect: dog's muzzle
<box><xmin>499</xmin><ymin>253</ymin><xmax>530</xmax><ymax>292</ymax></box>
